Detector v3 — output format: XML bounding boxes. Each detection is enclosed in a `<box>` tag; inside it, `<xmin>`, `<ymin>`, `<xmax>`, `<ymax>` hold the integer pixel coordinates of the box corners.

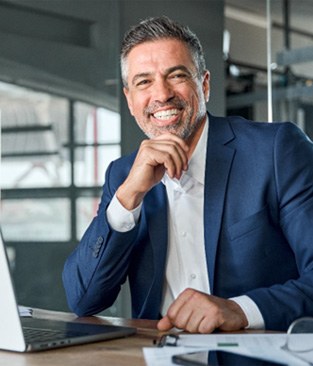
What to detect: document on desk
<box><xmin>143</xmin><ymin>333</ymin><xmax>310</xmax><ymax>366</ymax></box>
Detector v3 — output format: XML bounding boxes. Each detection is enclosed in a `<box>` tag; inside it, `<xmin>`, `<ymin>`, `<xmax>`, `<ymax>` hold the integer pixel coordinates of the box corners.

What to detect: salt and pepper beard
<box><xmin>137</xmin><ymin>92</ymin><xmax>208</xmax><ymax>141</ymax></box>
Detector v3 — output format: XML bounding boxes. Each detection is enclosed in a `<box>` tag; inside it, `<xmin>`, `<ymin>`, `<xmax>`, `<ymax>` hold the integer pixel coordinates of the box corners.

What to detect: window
<box><xmin>0</xmin><ymin>81</ymin><xmax>122</xmax><ymax>312</ymax></box>
<box><xmin>0</xmin><ymin>82</ymin><xmax>121</xmax><ymax>243</ymax></box>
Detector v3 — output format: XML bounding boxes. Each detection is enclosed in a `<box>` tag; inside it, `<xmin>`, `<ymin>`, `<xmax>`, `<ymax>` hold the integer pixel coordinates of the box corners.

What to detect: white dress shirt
<box><xmin>107</xmin><ymin>118</ymin><xmax>265</xmax><ymax>329</ymax></box>
<box><xmin>159</xmin><ymin>121</ymin><xmax>210</xmax><ymax>315</ymax></box>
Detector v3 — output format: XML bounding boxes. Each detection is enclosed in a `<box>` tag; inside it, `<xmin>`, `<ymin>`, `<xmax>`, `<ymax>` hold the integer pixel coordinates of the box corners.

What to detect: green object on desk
<box><xmin>217</xmin><ymin>342</ymin><xmax>239</xmax><ymax>347</ymax></box>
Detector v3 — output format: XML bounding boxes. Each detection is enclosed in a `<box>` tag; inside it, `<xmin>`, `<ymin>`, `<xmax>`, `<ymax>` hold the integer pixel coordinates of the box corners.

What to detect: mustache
<box><xmin>144</xmin><ymin>98</ymin><xmax>187</xmax><ymax>115</ymax></box>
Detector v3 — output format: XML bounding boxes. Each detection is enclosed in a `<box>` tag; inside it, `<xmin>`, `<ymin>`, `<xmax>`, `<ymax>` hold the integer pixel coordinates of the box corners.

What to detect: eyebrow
<box><xmin>131</xmin><ymin>65</ymin><xmax>194</xmax><ymax>86</ymax></box>
<box><xmin>131</xmin><ymin>72</ymin><xmax>152</xmax><ymax>86</ymax></box>
<box><xmin>166</xmin><ymin>65</ymin><xmax>193</xmax><ymax>77</ymax></box>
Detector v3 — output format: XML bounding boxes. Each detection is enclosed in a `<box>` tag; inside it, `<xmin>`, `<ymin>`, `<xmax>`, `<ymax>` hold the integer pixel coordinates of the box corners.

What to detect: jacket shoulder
<box><xmin>222</xmin><ymin>115</ymin><xmax>305</xmax><ymax>140</ymax></box>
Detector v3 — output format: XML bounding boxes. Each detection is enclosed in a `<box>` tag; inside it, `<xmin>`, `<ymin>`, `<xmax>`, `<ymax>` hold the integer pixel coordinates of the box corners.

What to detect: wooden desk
<box><xmin>0</xmin><ymin>308</ymin><xmax>160</xmax><ymax>366</ymax></box>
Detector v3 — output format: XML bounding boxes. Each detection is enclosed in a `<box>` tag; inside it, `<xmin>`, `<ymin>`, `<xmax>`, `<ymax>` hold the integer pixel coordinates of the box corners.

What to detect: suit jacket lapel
<box><xmin>142</xmin><ymin>183</ymin><xmax>168</xmax><ymax>317</ymax></box>
<box><xmin>147</xmin><ymin>183</ymin><xmax>168</xmax><ymax>270</ymax></box>
<box><xmin>204</xmin><ymin>114</ymin><xmax>236</xmax><ymax>293</ymax></box>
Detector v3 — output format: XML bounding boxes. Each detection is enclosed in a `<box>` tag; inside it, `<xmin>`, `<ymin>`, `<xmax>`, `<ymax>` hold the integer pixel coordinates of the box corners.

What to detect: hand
<box><xmin>116</xmin><ymin>134</ymin><xmax>189</xmax><ymax>210</ymax></box>
<box><xmin>157</xmin><ymin>288</ymin><xmax>248</xmax><ymax>333</ymax></box>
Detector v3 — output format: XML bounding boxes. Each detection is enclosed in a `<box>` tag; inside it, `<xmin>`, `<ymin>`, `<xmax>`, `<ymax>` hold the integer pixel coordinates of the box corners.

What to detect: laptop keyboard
<box><xmin>23</xmin><ymin>326</ymin><xmax>84</xmax><ymax>343</ymax></box>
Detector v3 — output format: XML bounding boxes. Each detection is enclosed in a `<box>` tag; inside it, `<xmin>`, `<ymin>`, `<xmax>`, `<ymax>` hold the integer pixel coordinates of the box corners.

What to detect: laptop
<box><xmin>0</xmin><ymin>229</ymin><xmax>136</xmax><ymax>352</ymax></box>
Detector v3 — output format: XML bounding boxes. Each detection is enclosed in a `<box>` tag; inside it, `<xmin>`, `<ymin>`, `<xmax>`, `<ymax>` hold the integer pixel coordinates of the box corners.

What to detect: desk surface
<box><xmin>0</xmin><ymin>308</ymin><xmax>159</xmax><ymax>366</ymax></box>
<box><xmin>0</xmin><ymin>309</ymin><xmax>274</xmax><ymax>366</ymax></box>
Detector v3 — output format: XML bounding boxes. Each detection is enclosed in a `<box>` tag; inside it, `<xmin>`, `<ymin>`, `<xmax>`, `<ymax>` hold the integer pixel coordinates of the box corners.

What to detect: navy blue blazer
<box><xmin>63</xmin><ymin>114</ymin><xmax>313</xmax><ymax>331</ymax></box>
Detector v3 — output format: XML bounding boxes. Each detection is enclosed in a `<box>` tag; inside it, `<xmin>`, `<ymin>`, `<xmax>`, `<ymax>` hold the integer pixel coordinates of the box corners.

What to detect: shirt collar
<box><xmin>187</xmin><ymin>115</ymin><xmax>208</xmax><ymax>185</ymax></box>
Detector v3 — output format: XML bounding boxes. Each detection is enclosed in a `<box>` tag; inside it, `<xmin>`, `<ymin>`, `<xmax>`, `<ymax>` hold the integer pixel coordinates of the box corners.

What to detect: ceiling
<box><xmin>0</xmin><ymin>0</ymin><xmax>312</xmax><ymax>108</ymax></box>
<box><xmin>226</xmin><ymin>0</ymin><xmax>313</xmax><ymax>30</ymax></box>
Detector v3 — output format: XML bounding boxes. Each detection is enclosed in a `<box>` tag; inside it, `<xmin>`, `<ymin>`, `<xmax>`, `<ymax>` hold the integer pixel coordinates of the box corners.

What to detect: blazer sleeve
<box><xmin>246</xmin><ymin>122</ymin><xmax>313</xmax><ymax>330</ymax></box>
<box><xmin>62</xmin><ymin>160</ymin><xmax>139</xmax><ymax>317</ymax></box>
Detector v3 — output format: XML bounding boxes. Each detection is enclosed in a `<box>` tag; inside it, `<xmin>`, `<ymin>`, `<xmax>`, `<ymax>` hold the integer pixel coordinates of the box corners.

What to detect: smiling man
<box><xmin>123</xmin><ymin>38</ymin><xmax>209</xmax><ymax>142</ymax></box>
<box><xmin>63</xmin><ymin>16</ymin><xmax>313</xmax><ymax>333</ymax></box>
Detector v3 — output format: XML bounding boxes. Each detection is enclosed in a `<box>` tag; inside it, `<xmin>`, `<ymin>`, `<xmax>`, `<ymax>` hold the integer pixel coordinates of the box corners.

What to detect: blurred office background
<box><xmin>0</xmin><ymin>0</ymin><xmax>312</xmax><ymax>317</ymax></box>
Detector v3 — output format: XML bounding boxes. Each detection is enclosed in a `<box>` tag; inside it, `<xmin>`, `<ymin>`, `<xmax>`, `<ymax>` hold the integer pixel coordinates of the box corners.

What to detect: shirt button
<box><xmin>190</xmin><ymin>274</ymin><xmax>197</xmax><ymax>280</ymax></box>
<box><xmin>181</xmin><ymin>232</ymin><xmax>187</xmax><ymax>237</ymax></box>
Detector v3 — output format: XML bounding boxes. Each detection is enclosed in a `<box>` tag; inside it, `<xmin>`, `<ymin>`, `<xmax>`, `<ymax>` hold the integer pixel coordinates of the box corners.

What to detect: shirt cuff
<box><xmin>230</xmin><ymin>295</ymin><xmax>265</xmax><ymax>329</ymax></box>
<box><xmin>106</xmin><ymin>193</ymin><xmax>142</xmax><ymax>232</ymax></box>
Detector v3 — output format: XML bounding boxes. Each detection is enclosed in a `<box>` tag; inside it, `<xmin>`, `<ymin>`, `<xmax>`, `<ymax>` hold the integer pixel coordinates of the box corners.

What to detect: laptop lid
<box><xmin>0</xmin><ymin>229</ymin><xmax>26</xmax><ymax>352</ymax></box>
<box><xmin>0</xmin><ymin>229</ymin><xmax>136</xmax><ymax>352</ymax></box>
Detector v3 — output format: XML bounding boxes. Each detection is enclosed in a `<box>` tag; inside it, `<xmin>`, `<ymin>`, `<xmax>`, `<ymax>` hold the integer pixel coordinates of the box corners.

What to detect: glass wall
<box><xmin>269</xmin><ymin>0</ymin><xmax>313</xmax><ymax>137</ymax></box>
<box><xmin>0</xmin><ymin>82</ymin><xmax>121</xmax><ymax>242</ymax></box>
<box><xmin>225</xmin><ymin>0</ymin><xmax>313</xmax><ymax>140</ymax></box>
<box><xmin>0</xmin><ymin>81</ymin><xmax>122</xmax><ymax>312</ymax></box>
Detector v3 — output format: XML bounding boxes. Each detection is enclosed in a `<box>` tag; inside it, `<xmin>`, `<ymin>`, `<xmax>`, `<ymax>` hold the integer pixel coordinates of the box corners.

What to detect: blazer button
<box><xmin>96</xmin><ymin>236</ymin><xmax>104</xmax><ymax>245</ymax></box>
<box><xmin>93</xmin><ymin>236</ymin><xmax>104</xmax><ymax>257</ymax></box>
<box><xmin>93</xmin><ymin>248</ymin><xmax>100</xmax><ymax>258</ymax></box>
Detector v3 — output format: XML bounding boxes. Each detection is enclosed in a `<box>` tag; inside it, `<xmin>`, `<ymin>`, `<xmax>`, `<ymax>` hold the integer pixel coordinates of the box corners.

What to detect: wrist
<box><xmin>228</xmin><ymin>299</ymin><xmax>249</xmax><ymax>329</ymax></box>
<box><xmin>116</xmin><ymin>184</ymin><xmax>145</xmax><ymax>210</ymax></box>
<box><xmin>230</xmin><ymin>295</ymin><xmax>265</xmax><ymax>329</ymax></box>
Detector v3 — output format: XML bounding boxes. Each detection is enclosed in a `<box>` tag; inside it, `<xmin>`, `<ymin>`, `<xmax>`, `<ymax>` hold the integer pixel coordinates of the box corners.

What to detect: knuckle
<box><xmin>168</xmin><ymin>143</ymin><xmax>177</xmax><ymax>153</ymax></box>
<box><xmin>191</xmin><ymin>291</ymin><xmax>202</xmax><ymax>301</ymax></box>
<box><xmin>184</xmin><ymin>288</ymin><xmax>194</xmax><ymax>296</ymax></box>
<box><xmin>175</xmin><ymin>319</ymin><xmax>185</xmax><ymax>329</ymax></box>
<box><xmin>187</xmin><ymin>289</ymin><xmax>203</xmax><ymax>303</ymax></box>
<box><xmin>210</xmin><ymin>304</ymin><xmax>221</xmax><ymax>319</ymax></box>
<box><xmin>140</xmin><ymin>140</ymin><xmax>149</xmax><ymax>148</ymax></box>
<box><xmin>199</xmin><ymin>320</ymin><xmax>215</xmax><ymax>334</ymax></box>
<box><xmin>167</xmin><ymin>307</ymin><xmax>177</xmax><ymax>321</ymax></box>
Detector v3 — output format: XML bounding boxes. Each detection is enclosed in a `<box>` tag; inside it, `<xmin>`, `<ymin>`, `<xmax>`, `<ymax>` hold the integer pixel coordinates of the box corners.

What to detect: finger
<box><xmin>154</xmin><ymin>133</ymin><xmax>189</xmax><ymax>153</ymax></box>
<box><xmin>170</xmin><ymin>305</ymin><xmax>193</xmax><ymax>331</ymax></box>
<box><xmin>157</xmin><ymin>315</ymin><xmax>174</xmax><ymax>331</ymax></box>
<box><xmin>168</xmin><ymin>293</ymin><xmax>207</xmax><ymax>333</ymax></box>
<box><xmin>166</xmin><ymin>288</ymin><xmax>196</xmax><ymax>323</ymax></box>
<box><xmin>186</xmin><ymin>316</ymin><xmax>206</xmax><ymax>334</ymax></box>
<box><xmin>148</xmin><ymin>149</ymin><xmax>179</xmax><ymax>179</ymax></box>
<box><xmin>149</xmin><ymin>139</ymin><xmax>188</xmax><ymax>170</ymax></box>
<box><xmin>198</xmin><ymin>315</ymin><xmax>219</xmax><ymax>334</ymax></box>
<box><xmin>147</xmin><ymin>143</ymin><xmax>188</xmax><ymax>179</ymax></box>
<box><xmin>137</xmin><ymin>140</ymin><xmax>183</xmax><ymax>174</ymax></box>
<box><xmin>167</xmin><ymin>290</ymin><xmax>218</xmax><ymax>333</ymax></box>
<box><xmin>167</xmin><ymin>288</ymin><xmax>196</xmax><ymax>314</ymax></box>
<box><xmin>152</xmin><ymin>134</ymin><xmax>189</xmax><ymax>174</ymax></box>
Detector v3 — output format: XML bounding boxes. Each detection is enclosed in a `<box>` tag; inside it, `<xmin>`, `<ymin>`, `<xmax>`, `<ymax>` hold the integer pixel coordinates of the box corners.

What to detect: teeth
<box><xmin>153</xmin><ymin>109</ymin><xmax>179</xmax><ymax>120</ymax></box>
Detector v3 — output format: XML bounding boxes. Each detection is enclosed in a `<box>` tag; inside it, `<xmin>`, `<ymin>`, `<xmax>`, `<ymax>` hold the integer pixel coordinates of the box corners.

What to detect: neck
<box><xmin>186</xmin><ymin>116</ymin><xmax>206</xmax><ymax>159</ymax></box>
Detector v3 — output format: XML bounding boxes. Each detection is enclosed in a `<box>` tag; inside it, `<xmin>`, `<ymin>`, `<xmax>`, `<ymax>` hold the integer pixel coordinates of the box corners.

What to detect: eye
<box><xmin>135</xmin><ymin>79</ymin><xmax>151</xmax><ymax>89</ymax></box>
<box><xmin>168</xmin><ymin>72</ymin><xmax>190</xmax><ymax>83</ymax></box>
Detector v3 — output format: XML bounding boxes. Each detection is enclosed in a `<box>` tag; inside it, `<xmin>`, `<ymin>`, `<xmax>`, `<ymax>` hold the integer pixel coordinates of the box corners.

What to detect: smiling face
<box><xmin>123</xmin><ymin>38</ymin><xmax>210</xmax><ymax>147</ymax></box>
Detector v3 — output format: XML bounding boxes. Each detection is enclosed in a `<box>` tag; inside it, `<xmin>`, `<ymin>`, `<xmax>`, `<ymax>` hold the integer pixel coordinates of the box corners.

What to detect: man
<box><xmin>63</xmin><ymin>16</ymin><xmax>313</xmax><ymax>333</ymax></box>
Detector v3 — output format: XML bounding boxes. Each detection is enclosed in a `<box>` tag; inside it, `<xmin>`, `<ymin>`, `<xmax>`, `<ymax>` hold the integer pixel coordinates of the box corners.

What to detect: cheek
<box><xmin>193</xmin><ymin>86</ymin><xmax>206</xmax><ymax>105</ymax></box>
<box><xmin>131</xmin><ymin>102</ymin><xmax>144</xmax><ymax>117</ymax></box>
<box><xmin>183</xmin><ymin>83</ymin><xmax>203</xmax><ymax>102</ymax></box>
<box><xmin>188</xmin><ymin>89</ymin><xmax>202</xmax><ymax>108</ymax></box>
<box><xmin>130</xmin><ymin>94</ymin><xmax>149</xmax><ymax>115</ymax></box>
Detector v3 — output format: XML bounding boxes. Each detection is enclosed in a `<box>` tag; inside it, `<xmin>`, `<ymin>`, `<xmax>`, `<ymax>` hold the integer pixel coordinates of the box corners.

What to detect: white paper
<box><xmin>143</xmin><ymin>334</ymin><xmax>311</xmax><ymax>366</ymax></box>
<box><xmin>143</xmin><ymin>346</ymin><xmax>208</xmax><ymax>366</ymax></box>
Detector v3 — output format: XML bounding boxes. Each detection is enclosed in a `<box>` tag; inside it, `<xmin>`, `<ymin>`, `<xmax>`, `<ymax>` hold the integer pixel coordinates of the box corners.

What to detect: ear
<box><xmin>123</xmin><ymin>87</ymin><xmax>134</xmax><ymax>116</ymax></box>
<box><xmin>202</xmin><ymin>71</ymin><xmax>210</xmax><ymax>102</ymax></box>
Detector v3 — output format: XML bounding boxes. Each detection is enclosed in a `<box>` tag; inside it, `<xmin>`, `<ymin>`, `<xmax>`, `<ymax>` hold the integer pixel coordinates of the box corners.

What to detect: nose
<box><xmin>152</xmin><ymin>78</ymin><xmax>174</xmax><ymax>103</ymax></box>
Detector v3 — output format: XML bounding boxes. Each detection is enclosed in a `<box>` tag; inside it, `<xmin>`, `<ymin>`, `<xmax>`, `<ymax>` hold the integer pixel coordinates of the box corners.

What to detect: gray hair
<box><xmin>120</xmin><ymin>16</ymin><xmax>207</xmax><ymax>88</ymax></box>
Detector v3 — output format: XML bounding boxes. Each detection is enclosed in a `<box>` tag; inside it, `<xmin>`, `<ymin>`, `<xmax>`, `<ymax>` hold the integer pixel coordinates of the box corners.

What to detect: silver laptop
<box><xmin>0</xmin><ymin>229</ymin><xmax>136</xmax><ymax>352</ymax></box>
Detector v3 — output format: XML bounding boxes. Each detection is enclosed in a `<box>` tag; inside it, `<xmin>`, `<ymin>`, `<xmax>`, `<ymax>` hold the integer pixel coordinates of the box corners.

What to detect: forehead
<box><xmin>126</xmin><ymin>38</ymin><xmax>196</xmax><ymax>73</ymax></box>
